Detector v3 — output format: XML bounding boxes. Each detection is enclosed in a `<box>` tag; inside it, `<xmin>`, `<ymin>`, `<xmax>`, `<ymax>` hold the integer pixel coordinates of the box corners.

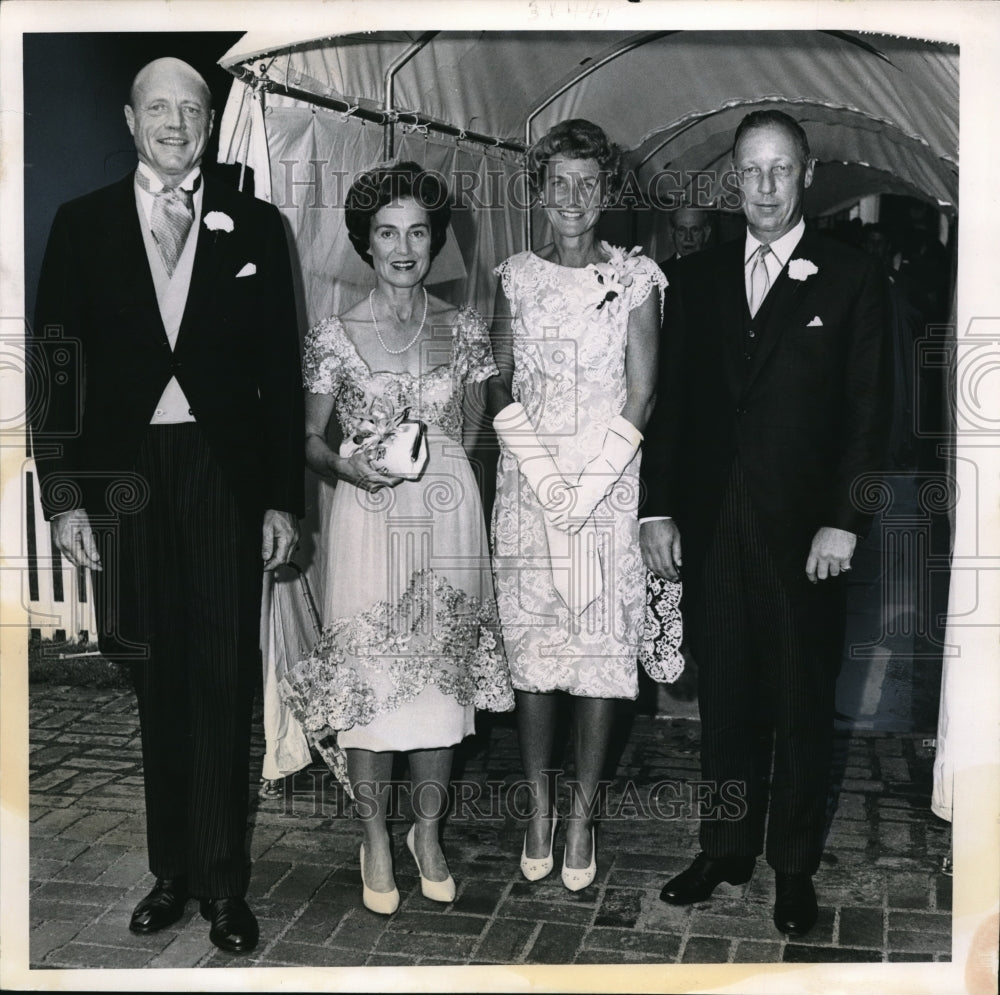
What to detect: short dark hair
<box><xmin>345</xmin><ymin>162</ymin><xmax>451</xmax><ymax>266</ymax></box>
<box><xmin>527</xmin><ymin>118</ymin><xmax>623</xmax><ymax>196</ymax></box>
<box><xmin>732</xmin><ymin>110</ymin><xmax>811</xmax><ymax>163</ymax></box>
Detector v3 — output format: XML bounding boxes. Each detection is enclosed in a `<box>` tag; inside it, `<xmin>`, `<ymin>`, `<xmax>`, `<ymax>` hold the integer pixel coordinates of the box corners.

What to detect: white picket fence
<box><xmin>21</xmin><ymin>458</ymin><xmax>98</xmax><ymax>643</ymax></box>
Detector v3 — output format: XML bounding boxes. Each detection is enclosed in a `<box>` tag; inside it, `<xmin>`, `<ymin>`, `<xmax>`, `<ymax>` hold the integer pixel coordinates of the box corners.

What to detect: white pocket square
<box><xmin>235</xmin><ymin>262</ymin><xmax>257</xmax><ymax>278</ymax></box>
<box><xmin>806</xmin><ymin>315</ymin><xmax>824</xmax><ymax>327</ymax></box>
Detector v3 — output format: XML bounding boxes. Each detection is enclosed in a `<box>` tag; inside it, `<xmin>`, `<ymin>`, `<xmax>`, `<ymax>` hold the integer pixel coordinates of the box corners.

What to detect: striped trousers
<box><xmin>689</xmin><ymin>462</ymin><xmax>845</xmax><ymax>874</ymax></box>
<box><xmin>94</xmin><ymin>425</ymin><xmax>262</xmax><ymax>898</ymax></box>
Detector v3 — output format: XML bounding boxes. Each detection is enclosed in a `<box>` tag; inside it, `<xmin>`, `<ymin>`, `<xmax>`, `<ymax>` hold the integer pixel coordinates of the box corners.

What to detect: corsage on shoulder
<box><xmin>584</xmin><ymin>242</ymin><xmax>644</xmax><ymax>318</ymax></box>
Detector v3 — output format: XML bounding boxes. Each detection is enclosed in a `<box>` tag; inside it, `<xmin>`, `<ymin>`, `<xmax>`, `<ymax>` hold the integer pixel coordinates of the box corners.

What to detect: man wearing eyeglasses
<box><xmin>639</xmin><ymin>110</ymin><xmax>890</xmax><ymax>938</ymax></box>
<box><xmin>661</xmin><ymin>205</ymin><xmax>713</xmax><ymax>265</ymax></box>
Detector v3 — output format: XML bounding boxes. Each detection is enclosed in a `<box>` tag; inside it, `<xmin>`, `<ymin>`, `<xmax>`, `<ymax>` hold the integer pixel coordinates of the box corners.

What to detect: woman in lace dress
<box><xmin>489</xmin><ymin>120</ymin><xmax>683</xmax><ymax>891</ymax></box>
<box><xmin>280</xmin><ymin>163</ymin><xmax>512</xmax><ymax>915</ymax></box>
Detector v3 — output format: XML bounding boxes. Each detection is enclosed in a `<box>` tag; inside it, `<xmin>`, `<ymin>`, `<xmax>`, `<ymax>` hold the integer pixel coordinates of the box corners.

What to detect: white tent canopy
<box><xmin>219</xmin><ymin>29</ymin><xmax>957</xmax><ymax>203</ymax></box>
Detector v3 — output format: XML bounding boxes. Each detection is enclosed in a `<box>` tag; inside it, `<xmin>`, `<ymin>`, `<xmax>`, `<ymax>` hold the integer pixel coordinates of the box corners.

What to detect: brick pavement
<box><xmin>27</xmin><ymin>684</ymin><xmax>952</xmax><ymax>969</ymax></box>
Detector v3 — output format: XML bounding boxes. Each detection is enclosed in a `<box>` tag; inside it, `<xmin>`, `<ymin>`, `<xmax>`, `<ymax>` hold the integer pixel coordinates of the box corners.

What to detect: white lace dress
<box><xmin>492</xmin><ymin>245</ymin><xmax>683</xmax><ymax>699</ymax></box>
<box><xmin>279</xmin><ymin>307</ymin><xmax>513</xmax><ymax>784</ymax></box>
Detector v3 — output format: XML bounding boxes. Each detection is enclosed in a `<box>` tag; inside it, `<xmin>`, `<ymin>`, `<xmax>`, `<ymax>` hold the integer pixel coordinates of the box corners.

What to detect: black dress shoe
<box><xmin>129</xmin><ymin>877</ymin><xmax>189</xmax><ymax>934</ymax></box>
<box><xmin>199</xmin><ymin>897</ymin><xmax>259</xmax><ymax>953</ymax></box>
<box><xmin>660</xmin><ymin>852</ymin><xmax>755</xmax><ymax>905</ymax></box>
<box><xmin>773</xmin><ymin>872</ymin><xmax>818</xmax><ymax>937</ymax></box>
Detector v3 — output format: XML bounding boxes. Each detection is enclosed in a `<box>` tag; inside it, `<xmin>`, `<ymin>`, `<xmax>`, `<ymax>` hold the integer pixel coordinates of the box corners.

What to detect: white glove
<box><xmin>544</xmin><ymin>522</ymin><xmax>605</xmax><ymax>617</ymax></box>
<box><xmin>493</xmin><ymin>401</ymin><xmax>604</xmax><ymax>615</ymax></box>
<box><xmin>550</xmin><ymin>415</ymin><xmax>643</xmax><ymax>534</ymax></box>
<box><xmin>493</xmin><ymin>402</ymin><xmax>572</xmax><ymax>515</ymax></box>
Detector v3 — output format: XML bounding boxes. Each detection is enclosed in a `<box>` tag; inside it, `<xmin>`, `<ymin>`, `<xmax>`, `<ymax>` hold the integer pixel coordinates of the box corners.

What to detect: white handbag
<box><xmin>339</xmin><ymin>407</ymin><xmax>429</xmax><ymax>480</ymax></box>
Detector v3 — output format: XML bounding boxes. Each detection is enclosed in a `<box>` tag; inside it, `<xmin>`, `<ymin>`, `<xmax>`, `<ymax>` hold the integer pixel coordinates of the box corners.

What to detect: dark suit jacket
<box><xmin>659</xmin><ymin>253</ymin><xmax>681</xmax><ymax>286</ymax></box>
<box><xmin>641</xmin><ymin>227</ymin><xmax>891</xmax><ymax>587</ymax></box>
<box><xmin>31</xmin><ymin>173</ymin><xmax>304</xmax><ymax>520</ymax></box>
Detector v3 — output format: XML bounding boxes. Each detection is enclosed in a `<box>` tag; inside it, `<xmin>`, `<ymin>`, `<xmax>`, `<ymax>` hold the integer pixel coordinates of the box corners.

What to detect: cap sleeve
<box><xmin>302</xmin><ymin>316</ymin><xmax>351</xmax><ymax>395</ymax></box>
<box><xmin>494</xmin><ymin>254</ymin><xmax>520</xmax><ymax>314</ymax></box>
<box><xmin>627</xmin><ymin>255</ymin><xmax>669</xmax><ymax>321</ymax></box>
<box><xmin>455</xmin><ymin>306</ymin><xmax>499</xmax><ymax>385</ymax></box>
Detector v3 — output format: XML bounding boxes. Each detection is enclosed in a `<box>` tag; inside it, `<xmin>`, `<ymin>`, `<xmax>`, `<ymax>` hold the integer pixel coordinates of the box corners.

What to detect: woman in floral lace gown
<box><xmin>489</xmin><ymin>120</ymin><xmax>683</xmax><ymax>891</ymax></box>
<box><xmin>280</xmin><ymin>164</ymin><xmax>512</xmax><ymax>915</ymax></box>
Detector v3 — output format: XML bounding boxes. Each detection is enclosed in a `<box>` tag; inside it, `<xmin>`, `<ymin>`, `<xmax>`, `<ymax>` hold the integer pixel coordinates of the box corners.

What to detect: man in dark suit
<box><xmin>640</xmin><ymin>110</ymin><xmax>889</xmax><ymax>937</ymax></box>
<box><xmin>30</xmin><ymin>58</ymin><xmax>304</xmax><ymax>953</ymax></box>
<box><xmin>658</xmin><ymin>205</ymin><xmax>713</xmax><ymax>276</ymax></box>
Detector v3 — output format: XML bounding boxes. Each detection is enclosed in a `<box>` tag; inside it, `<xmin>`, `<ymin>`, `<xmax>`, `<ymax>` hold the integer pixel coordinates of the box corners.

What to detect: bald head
<box><xmin>670</xmin><ymin>206</ymin><xmax>712</xmax><ymax>257</ymax></box>
<box><xmin>129</xmin><ymin>57</ymin><xmax>210</xmax><ymax>110</ymax></box>
<box><xmin>125</xmin><ymin>58</ymin><xmax>214</xmax><ymax>185</ymax></box>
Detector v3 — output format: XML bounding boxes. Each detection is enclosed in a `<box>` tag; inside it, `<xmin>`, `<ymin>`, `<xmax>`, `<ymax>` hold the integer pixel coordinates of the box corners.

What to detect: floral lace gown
<box><xmin>492</xmin><ymin>245</ymin><xmax>684</xmax><ymax>698</ymax></box>
<box><xmin>279</xmin><ymin>307</ymin><xmax>513</xmax><ymax>775</ymax></box>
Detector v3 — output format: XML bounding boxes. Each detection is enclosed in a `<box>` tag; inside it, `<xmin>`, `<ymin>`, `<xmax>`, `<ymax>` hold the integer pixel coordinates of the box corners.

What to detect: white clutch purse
<box><xmin>340</xmin><ymin>407</ymin><xmax>429</xmax><ymax>481</ymax></box>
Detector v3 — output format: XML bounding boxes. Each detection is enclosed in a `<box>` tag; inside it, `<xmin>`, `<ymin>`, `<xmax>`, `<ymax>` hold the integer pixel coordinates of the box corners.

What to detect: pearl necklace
<box><xmin>369</xmin><ymin>288</ymin><xmax>428</xmax><ymax>355</ymax></box>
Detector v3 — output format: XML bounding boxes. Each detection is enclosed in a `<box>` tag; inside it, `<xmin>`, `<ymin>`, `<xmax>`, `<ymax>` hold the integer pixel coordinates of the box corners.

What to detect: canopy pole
<box><xmin>231</xmin><ymin>67</ymin><xmax>525</xmax><ymax>156</ymax></box>
<box><xmin>522</xmin><ymin>31</ymin><xmax>673</xmax><ymax>250</ymax></box>
<box><xmin>382</xmin><ymin>32</ymin><xmax>438</xmax><ymax>162</ymax></box>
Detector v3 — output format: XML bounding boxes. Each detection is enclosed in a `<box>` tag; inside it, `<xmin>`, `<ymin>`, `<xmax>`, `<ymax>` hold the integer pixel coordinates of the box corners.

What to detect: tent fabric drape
<box><xmin>260</xmin><ymin>570</ymin><xmax>314</xmax><ymax>779</ymax></box>
<box><xmin>251</xmin><ymin>104</ymin><xmax>524</xmax><ymax>324</ymax></box>
<box><xmin>218</xmin><ymin>79</ymin><xmax>273</xmax><ymax>202</ymax></box>
<box><xmin>931</xmin><ymin>655</ymin><xmax>955</xmax><ymax>822</ymax></box>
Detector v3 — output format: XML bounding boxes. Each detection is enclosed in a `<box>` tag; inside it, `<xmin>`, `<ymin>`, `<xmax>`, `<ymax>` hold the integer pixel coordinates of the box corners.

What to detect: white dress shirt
<box><xmin>134</xmin><ymin>162</ymin><xmax>202</xmax><ymax>424</ymax></box>
<box><xmin>743</xmin><ymin>217</ymin><xmax>806</xmax><ymax>308</ymax></box>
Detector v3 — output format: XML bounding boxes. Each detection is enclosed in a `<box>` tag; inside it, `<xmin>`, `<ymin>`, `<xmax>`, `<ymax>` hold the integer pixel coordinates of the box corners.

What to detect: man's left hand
<box><xmin>262</xmin><ymin>509</ymin><xmax>299</xmax><ymax>571</ymax></box>
<box><xmin>805</xmin><ymin>526</ymin><xmax>857</xmax><ymax>583</ymax></box>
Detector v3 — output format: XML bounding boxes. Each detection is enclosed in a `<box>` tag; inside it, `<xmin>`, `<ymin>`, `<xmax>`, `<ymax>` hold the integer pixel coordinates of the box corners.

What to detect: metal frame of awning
<box><xmin>230</xmin><ymin>61</ymin><xmax>528</xmax><ymax>156</ymax></box>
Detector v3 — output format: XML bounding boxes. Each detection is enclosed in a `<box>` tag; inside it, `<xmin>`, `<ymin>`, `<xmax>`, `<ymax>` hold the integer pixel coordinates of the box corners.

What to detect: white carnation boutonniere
<box><xmin>203</xmin><ymin>211</ymin><xmax>234</xmax><ymax>233</ymax></box>
<box><xmin>585</xmin><ymin>242</ymin><xmax>644</xmax><ymax>318</ymax></box>
<box><xmin>787</xmin><ymin>257</ymin><xmax>818</xmax><ymax>281</ymax></box>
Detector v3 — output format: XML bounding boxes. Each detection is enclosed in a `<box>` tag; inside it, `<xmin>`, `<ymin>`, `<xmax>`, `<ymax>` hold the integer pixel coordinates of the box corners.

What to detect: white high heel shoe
<box><xmin>406</xmin><ymin>825</ymin><xmax>456</xmax><ymax>903</ymax></box>
<box><xmin>520</xmin><ymin>814</ymin><xmax>559</xmax><ymax>882</ymax></box>
<box><xmin>561</xmin><ymin>827</ymin><xmax>596</xmax><ymax>892</ymax></box>
<box><xmin>360</xmin><ymin>843</ymin><xmax>399</xmax><ymax>915</ymax></box>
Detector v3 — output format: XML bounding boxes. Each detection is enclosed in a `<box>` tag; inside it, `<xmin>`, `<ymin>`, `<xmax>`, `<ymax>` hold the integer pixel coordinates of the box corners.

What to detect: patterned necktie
<box><xmin>136</xmin><ymin>171</ymin><xmax>195</xmax><ymax>276</ymax></box>
<box><xmin>748</xmin><ymin>244</ymin><xmax>772</xmax><ymax>317</ymax></box>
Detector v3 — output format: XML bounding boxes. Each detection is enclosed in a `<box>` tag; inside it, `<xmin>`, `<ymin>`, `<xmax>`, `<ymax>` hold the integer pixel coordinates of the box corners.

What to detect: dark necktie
<box><xmin>136</xmin><ymin>171</ymin><xmax>196</xmax><ymax>276</ymax></box>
